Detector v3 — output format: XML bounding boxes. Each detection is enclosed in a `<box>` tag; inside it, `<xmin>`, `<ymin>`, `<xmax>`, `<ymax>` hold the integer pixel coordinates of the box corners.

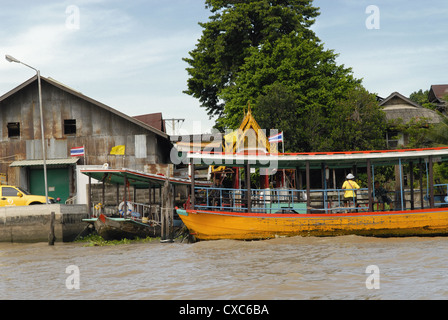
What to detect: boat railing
<box><xmin>124</xmin><ymin>201</ymin><xmax>161</xmax><ymax>223</ymax></box>
<box><xmin>434</xmin><ymin>183</ymin><xmax>448</xmax><ymax>206</ymax></box>
<box><xmin>89</xmin><ymin>200</ymin><xmax>163</xmax><ymax>223</ymax></box>
<box><xmin>194</xmin><ymin>186</ymin><xmax>364</xmax><ymax>214</ymax></box>
<box><xmin>194</xmin><ymin>184</ymin><xmax>448</xmax><ymax>214</ymax></box>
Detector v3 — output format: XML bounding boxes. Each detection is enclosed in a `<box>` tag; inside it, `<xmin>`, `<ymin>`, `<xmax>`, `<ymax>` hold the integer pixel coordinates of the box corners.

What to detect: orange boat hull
<box><xmin>177</xmin><ymin>208</ymin><xmax>448</xmax><ymax>240</ymax></box>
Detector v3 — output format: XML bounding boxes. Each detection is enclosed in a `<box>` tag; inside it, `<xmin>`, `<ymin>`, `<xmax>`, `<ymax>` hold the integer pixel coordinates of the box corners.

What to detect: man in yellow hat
<box><xmin>342</xmin><ymin>173</ymin><xmax>360</xmax><ymax>211</ymax></box>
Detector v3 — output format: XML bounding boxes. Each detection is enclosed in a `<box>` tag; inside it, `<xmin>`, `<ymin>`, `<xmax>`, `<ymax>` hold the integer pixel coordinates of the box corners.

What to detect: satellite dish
<box><xmin>102</xmin><ymin>163</ymin><xmax>109</xmax><ymax>169</ymax></box>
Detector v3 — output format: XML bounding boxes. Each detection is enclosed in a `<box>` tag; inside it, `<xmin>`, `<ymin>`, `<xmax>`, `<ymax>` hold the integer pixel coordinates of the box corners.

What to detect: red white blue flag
<box><xmin>268</xmin><ymin>132</ymin><xmax>283</xmax><ymax>143</ymax></box>
<box><xmin>70</xmin><ymin>146</ymin><xmax>85</xmax><ymax>157</ymax></box>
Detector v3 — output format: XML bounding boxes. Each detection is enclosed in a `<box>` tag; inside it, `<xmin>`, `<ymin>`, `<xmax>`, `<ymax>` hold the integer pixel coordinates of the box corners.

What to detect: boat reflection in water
<box><xmin>177</xmin><ymin>148</ymin><xmax>448</xmax><ymax>241</ymax></box>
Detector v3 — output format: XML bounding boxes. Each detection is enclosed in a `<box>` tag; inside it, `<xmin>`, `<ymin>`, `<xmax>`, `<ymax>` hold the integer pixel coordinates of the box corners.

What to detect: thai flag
<box><xmin>268</xmin><ymin>132</ymin><xmax>283</xmax><ymax>143</ymax></box>
<box><xmin>71</xmin><ymin>146</ymin><xmax>85</xmax><ymax>157</ymax></box>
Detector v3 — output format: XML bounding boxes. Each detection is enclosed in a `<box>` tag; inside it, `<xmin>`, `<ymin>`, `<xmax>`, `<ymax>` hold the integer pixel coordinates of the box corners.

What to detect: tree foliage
<box><xmin>409</xmin><ymin>89</ymin><xmax>436</xmax><ymax>110</ymax></box>
<box><xmin>183</xmin><ymin>0</ymin><xmax>320</xmax><ymax>118</ymax></box>
<box><xmin>426</xmin><ymin>115</ymin><xmax>448</xmax><ymax>147</ymax></box>
<box><xmin>218</xmin><ymin>32</ymin><xmax>385</xmax><ymax>151</ymax></box>
<box><xmin>185</xmin><ymin>0</ymin><xmax>388</xmax><ymax>152</ymax></box>
<box><xmin>325</xmin><ymin>86</ymin><xmax>387</xmax><ymax>151</ymax></box>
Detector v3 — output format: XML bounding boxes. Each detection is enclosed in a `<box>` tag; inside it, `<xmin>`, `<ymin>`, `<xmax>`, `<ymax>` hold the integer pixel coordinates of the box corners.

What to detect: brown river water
<box><xmin>1</xmin><ymin>236</ymin><xmax>447</xmax><ymax>300</ymax></box>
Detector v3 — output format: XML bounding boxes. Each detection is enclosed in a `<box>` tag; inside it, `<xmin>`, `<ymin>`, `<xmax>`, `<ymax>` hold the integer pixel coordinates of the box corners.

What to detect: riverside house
<box><xmin>0</xmin><ymin>76</ymin><xmax>172</xmax><ymax>203</ymax></box>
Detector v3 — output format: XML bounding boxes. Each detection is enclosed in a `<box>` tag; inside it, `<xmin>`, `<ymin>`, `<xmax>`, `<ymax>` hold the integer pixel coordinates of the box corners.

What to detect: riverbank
<box><xmin>75</xmin><ymin>234</ymin><xmax>183</xmax><ymax>246</ymax></box>
<box><xmin>0</xmin><ymin>204</ymin><xmax>89</xmax><ymax>243</ymax></box>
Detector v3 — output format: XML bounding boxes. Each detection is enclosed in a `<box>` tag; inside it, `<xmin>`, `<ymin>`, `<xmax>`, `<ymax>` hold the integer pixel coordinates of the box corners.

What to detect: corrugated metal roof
<box><xmin>10</xmin><ymin>158</ymin><xmax>79</xmax><ymax>167</ymax></box>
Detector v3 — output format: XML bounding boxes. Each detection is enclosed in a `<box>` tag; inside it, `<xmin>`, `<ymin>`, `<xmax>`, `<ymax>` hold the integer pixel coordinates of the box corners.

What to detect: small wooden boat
<box><xmin>91</xmin><ymin>214</ymin><xmax>161</xmax><ymax>240</ymax></box>
<box><xmin>80</xmin><ymin>168</ymin><xmax>209</xmax><ymax>241</ymax></box>
<box><xmin>177</xmin><ymin>147</ymin><xmax>448</xmax><ymax>241</ymax></box>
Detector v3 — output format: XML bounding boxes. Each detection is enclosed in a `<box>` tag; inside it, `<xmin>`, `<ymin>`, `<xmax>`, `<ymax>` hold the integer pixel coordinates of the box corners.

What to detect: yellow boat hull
<box><xmin>176</xmin><ymin>208</ymin><xmax>448</xmax><ymax>240</ymax></box>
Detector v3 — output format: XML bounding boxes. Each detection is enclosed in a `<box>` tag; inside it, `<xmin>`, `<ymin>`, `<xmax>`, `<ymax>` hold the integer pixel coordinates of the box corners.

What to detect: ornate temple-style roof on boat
<box><xmin>223</xmin><ymin>105</ymin><xmax>277</xmax><ymax>154</ymax></box>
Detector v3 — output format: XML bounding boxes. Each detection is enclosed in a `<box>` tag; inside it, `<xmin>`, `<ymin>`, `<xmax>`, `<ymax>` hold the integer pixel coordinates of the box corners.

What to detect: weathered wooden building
<box><xmin>0</xmin><ymin>76</ymin><xmax>172</xmax><ymax>203</ymax></box>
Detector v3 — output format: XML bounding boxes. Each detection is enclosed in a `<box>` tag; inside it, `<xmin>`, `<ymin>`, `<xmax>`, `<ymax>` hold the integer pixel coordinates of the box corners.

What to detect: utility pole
<box><xmin>165</xmin><ymin>118</ymin><xmax>185</xmax><ymax>135</ymax></box>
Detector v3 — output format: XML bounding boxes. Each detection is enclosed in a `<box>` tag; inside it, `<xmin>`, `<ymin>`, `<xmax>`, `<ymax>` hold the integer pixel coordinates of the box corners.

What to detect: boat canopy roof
<box><xmin>187</xmin><ymin>147</ymin><xmax>448</xmax><ymax>169</ymax></box>
<box><xmin>81</xmin><ymin>168</ymin><xmax>211</xmax><ymax>189</ymax></box>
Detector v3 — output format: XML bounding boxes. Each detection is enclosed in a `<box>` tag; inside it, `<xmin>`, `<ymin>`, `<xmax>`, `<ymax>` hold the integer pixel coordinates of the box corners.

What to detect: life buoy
<box><xmin>118</xmin><ymin>201</ymin><xmax>134</xmax><ymax>215</ymax></box>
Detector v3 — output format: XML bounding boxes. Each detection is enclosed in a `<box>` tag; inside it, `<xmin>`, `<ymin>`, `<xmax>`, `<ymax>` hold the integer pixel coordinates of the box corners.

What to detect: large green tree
<box><xmin>185</xmin><ymin>0</ymin><xmax>387</xmax><ymax>152</ymax></box>
<box><xmin>183</xmin><ymin>0</ymin><xmax>320</xmax><ymax>118</ymax></box>
<box><xmin>219</xmin><ymin>32</ymin><xmax>385</xmax><ymax>151</ymax></box>
<box><xmin>325</xmin><ymin>85</ymin><xmax>387</xmax><ymax>151</ymax></box>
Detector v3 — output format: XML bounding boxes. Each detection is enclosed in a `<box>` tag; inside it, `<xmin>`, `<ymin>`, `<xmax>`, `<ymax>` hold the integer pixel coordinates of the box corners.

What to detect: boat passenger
<box><xmin>342</xmin><ymin>174</ymin><xmax>360</xmax><ymax>211</ymax></box>
<box><xmin>373</xmin><ymin>181</ymin><xmax>392</xmax><ymax>211</ymax></box>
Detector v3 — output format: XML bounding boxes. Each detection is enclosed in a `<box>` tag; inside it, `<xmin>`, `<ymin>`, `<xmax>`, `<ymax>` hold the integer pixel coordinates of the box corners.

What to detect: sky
<box><xmin>0</xmin><ymin>0</ymin><xmax>447</xmax><ymax>136</ymax></box>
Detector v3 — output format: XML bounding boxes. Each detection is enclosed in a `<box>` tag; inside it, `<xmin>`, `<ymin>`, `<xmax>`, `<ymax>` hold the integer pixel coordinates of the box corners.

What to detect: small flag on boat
<box><xmin>268</xmin><ymin>132</ymin><xmax>283</xmax><ymax>143</ymax></box>
<box><xmin>70</xmin><ymin>146</ymin><xmax>85</xmax><ymax>157</ymax></box>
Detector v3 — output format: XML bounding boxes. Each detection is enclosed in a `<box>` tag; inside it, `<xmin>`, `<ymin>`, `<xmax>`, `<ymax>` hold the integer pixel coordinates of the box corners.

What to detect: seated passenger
<box><xmin>373</xmin><ymin>181</ymin><xmax>392</xmax><ymax>210</ymax></box>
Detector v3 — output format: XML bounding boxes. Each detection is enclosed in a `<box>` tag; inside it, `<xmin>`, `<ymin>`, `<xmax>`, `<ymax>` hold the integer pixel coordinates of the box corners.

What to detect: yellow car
<box><xmin>0</xmin><ymin>186</ymin><xmax>55</xmax><ymax>206</ymax></box>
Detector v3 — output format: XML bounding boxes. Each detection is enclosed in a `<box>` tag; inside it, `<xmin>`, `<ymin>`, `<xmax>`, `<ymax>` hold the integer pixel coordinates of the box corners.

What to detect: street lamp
<box><xmin>5</xmin><ymin>55</ymin><xmax>49</xmax><ymax>204</ymax></box>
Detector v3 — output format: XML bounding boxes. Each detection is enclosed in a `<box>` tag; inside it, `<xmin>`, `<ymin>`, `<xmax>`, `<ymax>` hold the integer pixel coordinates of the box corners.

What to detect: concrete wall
<box><xmin>0</xmin><ymin>204</ymin><xmax>89</xmax><ymax>243</ymax></box>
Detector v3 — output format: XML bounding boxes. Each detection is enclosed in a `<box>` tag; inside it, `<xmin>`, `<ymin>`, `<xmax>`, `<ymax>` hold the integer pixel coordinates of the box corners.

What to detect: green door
<box><xmin>30</xmin><ymin>168</ymin><xmax>70</xmax><ymax>203</ymax></box>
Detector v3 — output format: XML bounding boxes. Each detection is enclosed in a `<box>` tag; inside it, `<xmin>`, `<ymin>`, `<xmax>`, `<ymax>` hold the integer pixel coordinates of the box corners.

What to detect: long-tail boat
<box><xmin>176</xmin><ymin>147</ymin><xmax>448</xmax><ymax>241</ymax></box>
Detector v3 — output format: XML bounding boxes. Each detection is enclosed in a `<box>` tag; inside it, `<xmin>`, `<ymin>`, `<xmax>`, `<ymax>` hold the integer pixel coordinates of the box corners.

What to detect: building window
<box><xmin>64</xmin><ymin>119</ymin><xmax>76</xmax><ymax>135</ymax></box>
<box><xmin>386</xmin><ymin>131</ymin><xmax>404</xmax><ymax>149</ymax></box>
<box><xmin>7</xmin><ymin>122</ymin><xmax>20</xmax><ymax>138</ymax></box>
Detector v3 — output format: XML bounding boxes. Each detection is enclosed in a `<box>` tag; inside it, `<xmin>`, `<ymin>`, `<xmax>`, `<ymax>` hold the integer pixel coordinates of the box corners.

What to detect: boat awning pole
<box><xmin>88</xmin><ymin>176</ymin><xmax>92</xmax><ymax>217</ymax></box>
<box><xmin>429</xmin><ymin>156</ymin><xmax>435</xmax><ymax>208</ymax></box>
<box><xmin>367</xmin><ymin>159</ymin><xmax>373</xmax><ymax>212</ymax></box>
<box><xmin>245</xmin><ymin>162</ymin><xmax>251</xmax><ymax>213</ymax></box>
<box><xmin>306</xmin><ymin>161</ymin><xmax>311</xmax><ymax>212</ymax></box>
<box><xmin>419</xmin><ymin>159</ymin><xmax>424</xmax><ymax>209</ymax></box>
<box><xmin>399</xmin><ymin>158</ymin><xmax>404</xmax><ymax>210</ymax></box>
<box><xmin>102</xmin><ymin>179</ymin><xmax>106</xmax><ymax>215</ymax></box>
<box><xmin>124</xmin><ymin>175</ymin><xmax>128</xmax><ymax>217</ymax></box>
<box><xmin>190</xmin><ymin>161</ymin><xmax>196</xmax><ymax>209</ymax></box>
<box><xmin>409</xmin><ymin>162</ymin><xmax>415</xmax><ymax>210</ymax></box>
<box><xmin>321</xmin><ymin>163</ymin><xmax>328</xmax><ymax>214</ymax></box>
